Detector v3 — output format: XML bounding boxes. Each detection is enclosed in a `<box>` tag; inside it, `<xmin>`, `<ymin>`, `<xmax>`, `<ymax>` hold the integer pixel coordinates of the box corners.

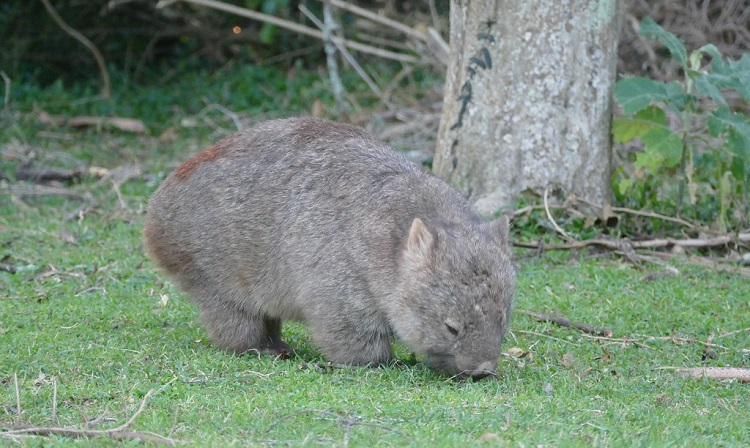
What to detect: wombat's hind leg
<box><xmin>199</xmin><ymin>303</ymin><xmax>292</xmax><ymax>356</ymax></box>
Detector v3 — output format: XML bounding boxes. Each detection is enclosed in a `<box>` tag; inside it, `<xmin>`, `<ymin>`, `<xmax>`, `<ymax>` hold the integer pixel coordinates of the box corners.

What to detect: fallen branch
<box><xmin>514</xmin><ymin>232</ymin><xmax>750</xmax><ymax>251</ymax></box>
<box><xmin>300</xmin><ymin>4</ymin><xmax>383</xmax><ymax>100</ymax></box>
<box><xmin>639</xmin><ymin>252</ymin><xmax>750</xmax><ymax>276</ymax></box>
<box><xmin>672</xmin><ymin>367</ymin><xmax>750</xmax><ymax>383</ymax></box>
<box><xmin>155</xmin><ymin>0</ymin><xmax>419</xmax><ymax>64</ymax></box>
<box><xmin>516</xmin><ymin>310</ymin><xmax>612</xmax><ymax>337</ymax></box>
<box><xmin>321</xmin><ymin>0</ymin><xmax>449</xmax><ymax>62</ymax></box>
<box><xmin>3</xmin><ymin>422</ymin><xmax>176</xmax><ymax>445</ymax></box>
<box><xmin>578</xmin><ymin>334</ymin><xmax>655</xmax><ymax>349</ymax></box>
<box><xmin>510</xmin><ymin>330</ymin><xmax>579</xmax><ymax>346</ymax></box>
<box><xmin>1</xmin><ymin>388</ymin><xmax>176</xmax><ymax>446</ymax></box>
<box><xmin>1</xmin><ymin>71</ymin><xmax>10</xmax><ymax>113</ymax></box>
<box><xmin>651</xmin><ymin>336</ymin><xmax>728</xmax><ymax>350</ymax></box>
<box><xmin>15</xmin><ymin>160</ymin><xmax>109</xmax><ymax>185</ymax></box>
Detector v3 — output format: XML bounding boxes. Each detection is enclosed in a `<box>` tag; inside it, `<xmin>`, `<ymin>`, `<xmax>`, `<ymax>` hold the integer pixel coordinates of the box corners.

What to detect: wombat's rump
<box><xmin>144</xmin><ymin>118</ymin><xmax>515</xmax><ymax>379</ymax></box>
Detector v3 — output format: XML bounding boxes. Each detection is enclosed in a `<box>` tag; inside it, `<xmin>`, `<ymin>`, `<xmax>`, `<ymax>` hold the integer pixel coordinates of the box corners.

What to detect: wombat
<box><xmin>143</xmin><ymin>118</ymin><xmax>515</xmax><ymax>379</ymax></box>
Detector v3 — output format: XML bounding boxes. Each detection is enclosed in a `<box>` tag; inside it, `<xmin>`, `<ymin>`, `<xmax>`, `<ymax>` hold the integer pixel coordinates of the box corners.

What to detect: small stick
<box><xmin>510</xmin><ymin>330</ymin><xmax>579</xmax><ymax>346</ymax></box>
<box><xmin>14</xmin><ymin>373</ymin><xmax>22</xmax><ymax>424</ymax></box>
<box><xmin>578</xmin><ymin>334</ymin><xmax>654</xmax><ymax>349</ymax></box>
<box><xmin>2</xmin><ymin>388</ymin><xmax>177</xmax><ymax>446</ymax></box>
<box><xmin>0</xmin><ymin>71</ymin><xmax>10</xmax><ymax>113</ymax></box>
<box><xmin>715</xmin><ymin>328</ymin><xmax>750</xmax><ymax>339</ymax></box>
<box><xmin>303</xmin><ymin>3</ymin><xmax>345</xmax><ymax>115</ymax></box>
<box><xmin>109</xmin><ymin>389</ymin><xmax>154</xmax><ymax>432</ymax></box>
<box><xmin>654</xmin><ymin>336</ymin><xmax>728</xmax><ymax>350</ymax></box>
<box><xmin>543</xmin><ymin>186</ymin><xmax>574</xmax><ymax>242</ymax></box>
<box><xmin>51</xmin><ymin>377</ymin><xmax>57</xmax><ymax>425</ymax></box>
<box><xmin>300</xmin><ymin>4</ymin><xmax>383</xmax><ymax>98</ymax></box>
<box><xmin>155</xmin><ymin>0</ymin><xmax>419</xmax><ymax>63</ymax></box>
<box><xmin>611</xmin><ymin>206</ymin><xmax>700</xmax><ymax>230</ymax></box>
<box><xmin>513</xmin><ymin>232</ymin><xmax>750</xmax><ymax>251</ymax></box>
<box><xmin>517</xmin><ymin>310</ymin><xmax>612</xmax><ymax>337</ymax></box>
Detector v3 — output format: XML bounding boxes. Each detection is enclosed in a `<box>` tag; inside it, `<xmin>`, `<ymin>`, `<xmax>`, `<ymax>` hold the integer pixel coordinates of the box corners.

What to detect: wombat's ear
<box><xmin>488</xmin><ymin>215</ymin><xmax>510</xmax><ymax>244</ymax></box>
<box><xmin>405</xmin><ymin>218</ymin><xmax>435</xmax><ymax>263</ymax></box>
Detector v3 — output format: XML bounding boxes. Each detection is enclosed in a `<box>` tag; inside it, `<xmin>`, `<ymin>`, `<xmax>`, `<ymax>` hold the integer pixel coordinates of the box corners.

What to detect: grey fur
<box><xmin>143</xmin><ymin>118</ymin><xmax>515</xmax><ymax>379</ymax></box>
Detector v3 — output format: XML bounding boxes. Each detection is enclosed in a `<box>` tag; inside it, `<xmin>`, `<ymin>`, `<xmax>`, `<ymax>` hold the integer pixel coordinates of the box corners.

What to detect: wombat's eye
<box><xmin>445</xmin><ymin>320</ymin><xmax>460</xmax><ymax>337</ymax></box>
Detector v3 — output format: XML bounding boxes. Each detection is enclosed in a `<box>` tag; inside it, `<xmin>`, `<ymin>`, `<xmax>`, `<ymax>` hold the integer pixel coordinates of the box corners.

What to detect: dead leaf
<box><xmin>641</xmin><ymin>266</ymin><xmax>679</xmax><ymax>282</ymax></box>
<box><xmin>478</xmin><ymin>432</ymin><xmax>500</xmax><ymax>442</ymax></box>
<box><xmin>560</xmin><ymin>353</ymin><xmax>574</xmax><ymax>368</ymax></box>
<box><xmin>59</xmin><ymin>229</ymin><xmax>77</xmax><ymax>244</ymax></box>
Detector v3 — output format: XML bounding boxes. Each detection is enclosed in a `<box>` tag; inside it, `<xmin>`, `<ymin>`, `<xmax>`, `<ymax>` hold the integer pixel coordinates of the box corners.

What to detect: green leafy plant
<box><xmin>613</xmin><ymin>18</ymin><xmax>750</xmax><ymax>233</ymax></box>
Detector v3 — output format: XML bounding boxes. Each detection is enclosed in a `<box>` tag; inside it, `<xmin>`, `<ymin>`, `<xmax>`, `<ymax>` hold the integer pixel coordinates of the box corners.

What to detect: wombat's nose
<box><xmin>467</xmin><ymin>361</ymin><xmax>497</xmax><ymax>379</ymax></box>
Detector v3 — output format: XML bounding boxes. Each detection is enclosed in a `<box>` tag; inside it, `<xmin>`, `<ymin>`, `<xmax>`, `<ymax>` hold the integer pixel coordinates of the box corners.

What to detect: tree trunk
<box><xmin>434</xmin><ymin>0</ymin><xmax>625</xmax><ymax>216</ymax></box>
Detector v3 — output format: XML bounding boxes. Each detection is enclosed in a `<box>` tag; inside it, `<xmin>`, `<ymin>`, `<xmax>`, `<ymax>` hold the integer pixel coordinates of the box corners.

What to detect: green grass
<box><xmin>1</xmin><ymin>69</ymin><xmax>749</xmax><ymax>447</ymax></box>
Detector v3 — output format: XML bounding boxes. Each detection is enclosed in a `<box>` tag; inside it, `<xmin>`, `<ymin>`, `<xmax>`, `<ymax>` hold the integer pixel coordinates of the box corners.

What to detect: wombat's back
<box><xmin>144</xmin><ymin>118</ymin><xmax>453</xmax><ymax>316</ymax></box>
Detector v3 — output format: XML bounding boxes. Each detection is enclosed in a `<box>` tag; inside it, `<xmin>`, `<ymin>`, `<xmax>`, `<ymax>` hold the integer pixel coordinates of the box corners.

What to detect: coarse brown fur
<box><xmin>143</xmin><ymin>118</ymin><xmax>515</xmax><ymax>379</ymax></box>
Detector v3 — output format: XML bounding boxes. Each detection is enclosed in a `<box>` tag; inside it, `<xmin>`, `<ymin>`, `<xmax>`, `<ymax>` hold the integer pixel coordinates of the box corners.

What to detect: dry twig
<box><xmin>0</xmin><ymin>71</ymin><xmax>10</xmax><ymax>113</ymax></box>
<box><xmin>543</xmin><ymin>186</ymin><xmax>574</xmax><ymax>242</ymax></box>
<box><xmin>155</xmin><ymin>0</ymin><xmax>419</xmax><ymax>63</ymax></box>
<box><xmin>514</xmin><ymin>232</ymin><xmax>750</xmax><ymax>252</ymax></box>
<box><xmin>578</xmin><ymin>334</ymin><xmax>655</xmax><ymax>349</ymax></box>
<box><xmin>2</xmin><ymin>387</ymin><xmax>177</xmax><ymax>446</ymax></box>
<box><xmin>517</xmin><ymin>310</ymin><xmax>613</xmax><ymax>337</ymax></box>
<box><xmin>300</xmin><ymin>4</ymin><xmax>383</xmax><ymax>101</ymax></box>
<box><xmin>650</xmin><ymin>336</ymin><xmax>728</xmax><ymax>350</ymax></box>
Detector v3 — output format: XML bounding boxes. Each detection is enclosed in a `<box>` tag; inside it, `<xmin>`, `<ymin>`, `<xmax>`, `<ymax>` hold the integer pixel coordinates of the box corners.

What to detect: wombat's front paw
<box><xmin>248</xmin><ymin>342</ymin><xmax>295</xmax><ymax>360</ymax></box>
<box><xmin>429</xmin><ymin>354</ymin><xmax>498</xmax><ymax>380</ymax></box>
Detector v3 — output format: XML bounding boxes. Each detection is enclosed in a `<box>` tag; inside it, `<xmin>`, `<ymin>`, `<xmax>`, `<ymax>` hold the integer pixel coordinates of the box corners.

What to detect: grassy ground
<box><xmin>1</xmin><ymin>69</ymin><xmax>749</xmax><ymax>447</ymax></box>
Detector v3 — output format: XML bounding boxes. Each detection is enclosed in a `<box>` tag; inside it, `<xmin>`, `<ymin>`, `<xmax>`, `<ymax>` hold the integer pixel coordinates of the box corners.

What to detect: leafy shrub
<box><xmin>612</xmin><ymin>18</ymin><xmax>750</xmax><ymax>233</ymax></box>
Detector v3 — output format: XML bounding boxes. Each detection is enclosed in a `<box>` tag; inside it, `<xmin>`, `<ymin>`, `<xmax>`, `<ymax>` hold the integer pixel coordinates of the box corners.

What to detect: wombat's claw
<box><xmin>246</xmin><ymin>345</ymin><xmax>296</xmax><ymax>360</ymax></box>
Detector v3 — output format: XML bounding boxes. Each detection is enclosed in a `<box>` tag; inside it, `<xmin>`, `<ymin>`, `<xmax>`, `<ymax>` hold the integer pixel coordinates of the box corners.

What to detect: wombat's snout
<box><xmin>465</xmin><ymin>361</ymin><xmax>497</xmax><ymax>379</ymax></box>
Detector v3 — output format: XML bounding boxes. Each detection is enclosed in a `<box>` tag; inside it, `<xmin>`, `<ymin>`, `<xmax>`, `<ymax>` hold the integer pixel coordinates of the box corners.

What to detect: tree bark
<box><xmin>434</xmin><ymin>0</ymin><xmax>625</xmax><ymax>216</ymax></box>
